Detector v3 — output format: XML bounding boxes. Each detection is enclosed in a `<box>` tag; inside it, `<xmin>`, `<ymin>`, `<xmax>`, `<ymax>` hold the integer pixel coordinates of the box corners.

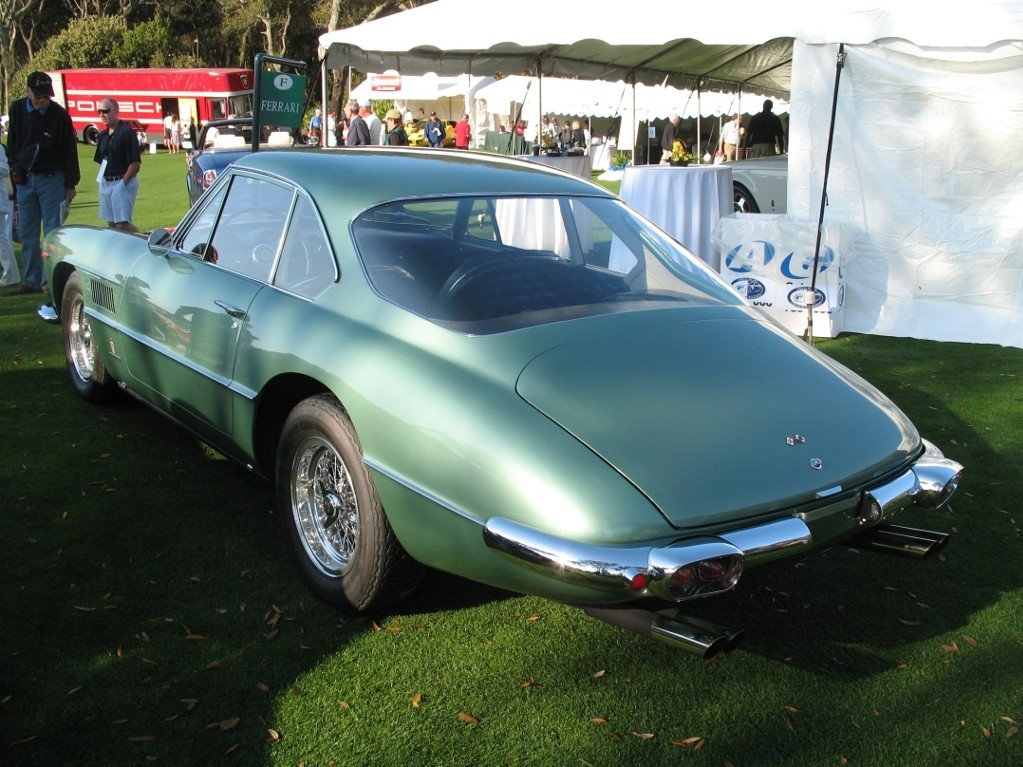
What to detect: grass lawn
<box><xmin>1</xmin><ymin>146</ymin><xmax>1021</xmax><ymax>766</ymax></box>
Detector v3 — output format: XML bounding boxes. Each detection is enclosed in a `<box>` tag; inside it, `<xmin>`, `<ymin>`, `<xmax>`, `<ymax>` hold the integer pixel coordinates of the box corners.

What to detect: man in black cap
<box><xmin>5</xmin><ymin>71</ymin><xmax>80</xmax><ymax>295</ymax></box>
<box><xmin>426</xmin><ymin>111</ymin><xmax>445</xmax><ymax>148</ymax></box>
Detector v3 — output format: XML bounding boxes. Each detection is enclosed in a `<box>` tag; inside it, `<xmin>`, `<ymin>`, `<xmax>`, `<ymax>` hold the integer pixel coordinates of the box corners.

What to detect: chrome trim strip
<box><xmin>718</xmin><ymin>516</ymin><xmax>812</xmax><ymax>568</ymax></box>
<box><xmin>483</xmin><ymin>516</ymin><xmax>653</xmax><ymax>592</ymax></box>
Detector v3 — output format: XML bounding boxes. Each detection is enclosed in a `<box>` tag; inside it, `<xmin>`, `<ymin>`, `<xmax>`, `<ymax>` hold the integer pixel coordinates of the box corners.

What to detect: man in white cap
<box><xmin>359</xmin><ymin>99</ymin><xmax>383</xmax><ymax>145</ymax></box>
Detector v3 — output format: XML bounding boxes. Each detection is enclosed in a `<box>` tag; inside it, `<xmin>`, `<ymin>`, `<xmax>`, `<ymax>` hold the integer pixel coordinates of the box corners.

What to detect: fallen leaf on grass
<box><xmin>1007</xmin><ymin>725</ymin><xmax>1019</xmax><ymax>738</ymax></box>
<box><xmin>457</xmin><ymin>712</ymin><xmax>479</xmax><ymax>724</ymax></box>
<box><xmin>128</xmin><ymin>735</ymin><xmax>156</xmax><ymax>742</ymax></box>
<box><xmin>181</xmin><ymin>699</ymin><xmax>198</xmax><ymax>711</ymax></box>
<box><xmin>783</xmin><ymin>705</ymin><xmax>800</xmax><ymax>714</ymax></box>
<box><xmin>588</xmin><ymin>718</ymin><xmax>607</xmax><ymax>725</ymax></box>
<box><xmin>963</xmin><ymin>635</ymin><xmax>978</xmax><ymax>647</ymax></box>
<box><xmin>941</xmin><ymin>642</ymin><xmax>959</xmax><ymax>653</ymax></box>
<box><xmin>411</xmin><ymin>693</ymin><xmax>423</xmax><ymax>708</ymax></box>
<box><xmin>1002</xmin><ymin>717</ymin><xmax>1019</xmax><ymax>724</ymax></box>
<box><xmin>630</xmin><ymin>732</ymin><xmax>655</xmax><ymax>740</ymax></box>
<box><xmin>982</xmin><ymin>726</ymin><xmax>992</xmax><ymax>737</ymax></box>
<box><xmin>205</xmin><ymin>661</ymin><xmax>225</xmax><ymax>670</ymax></box>
<box><xmin>266</xmin><ymin>728</ymin><xmax>280</xmax><ymax>742</ymax></box>
<box><xmin>669</xmin><ymin>736</ymin><xmax>703</xmax><ymax>748</ymax></box>
<box><xmin>256</xmin><ymin>682</ymin><xmax>269</xmax><ymax>692</ymax></box>
<box><xmin>592</xmin><ymin>670</ymin><xmax>606</xmax><ymax>679</ymax></box>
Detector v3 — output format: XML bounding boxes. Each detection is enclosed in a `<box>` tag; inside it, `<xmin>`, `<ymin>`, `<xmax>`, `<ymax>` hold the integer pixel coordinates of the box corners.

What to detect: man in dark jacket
<box><xmin>5</xmin><ymin>71</ymin><xmax>80</xmax><ymax>294</ymax></box>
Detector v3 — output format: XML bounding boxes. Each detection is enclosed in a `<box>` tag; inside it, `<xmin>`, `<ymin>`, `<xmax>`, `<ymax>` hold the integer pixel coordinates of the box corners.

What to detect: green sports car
<box><xmin>40</xmin><ymin>148</ymin><xmax>962</xmax><ymax>658</ymax></box>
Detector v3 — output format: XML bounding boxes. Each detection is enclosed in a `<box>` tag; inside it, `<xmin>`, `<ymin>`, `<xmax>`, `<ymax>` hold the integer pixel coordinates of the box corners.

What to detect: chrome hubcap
<box><xmin>291</xmin><ymin>437</ymin><xmax>358</xmax><ymax>576</ymax></box>
<box><xmin>69</xmin><ymin>297</ymin><xmax>95</xmax><ymax>382</ymax></box>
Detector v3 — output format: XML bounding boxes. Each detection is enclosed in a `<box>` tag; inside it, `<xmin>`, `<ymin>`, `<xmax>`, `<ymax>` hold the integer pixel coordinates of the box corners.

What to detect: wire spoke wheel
<box><xmin>291</xmin><ymin>436</ymin><xmax>359</xmax><ymax>576</ymax></box>
<box><xmin>276</xmin><ymin>395</ymin><xmax>422</xmax><ymax>612</ymax></box>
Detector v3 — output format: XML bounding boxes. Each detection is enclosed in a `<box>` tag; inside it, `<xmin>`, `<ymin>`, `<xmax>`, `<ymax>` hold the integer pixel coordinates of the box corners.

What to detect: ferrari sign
<box><xmin>258</xmin><ymin>69</ymin><xmax>306</xmax><ymax>128</ymax></box>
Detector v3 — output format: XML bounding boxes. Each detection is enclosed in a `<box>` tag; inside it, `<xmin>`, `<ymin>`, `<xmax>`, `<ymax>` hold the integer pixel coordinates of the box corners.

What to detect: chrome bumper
<box><xmin>483</xmin><ymin>442</ymin><xmax>963</xmax><ymax>603</ymax></box>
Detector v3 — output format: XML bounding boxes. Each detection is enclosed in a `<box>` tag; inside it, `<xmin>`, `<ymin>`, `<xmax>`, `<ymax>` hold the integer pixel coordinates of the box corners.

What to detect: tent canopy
<box><xmin>320</xmin><ymin>0</ymin><xmax>1022</xmax><ymax>95</ymax></box>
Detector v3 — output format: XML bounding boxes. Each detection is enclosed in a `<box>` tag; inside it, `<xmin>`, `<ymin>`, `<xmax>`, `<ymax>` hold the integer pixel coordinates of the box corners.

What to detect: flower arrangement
<box><xmin>609</xmin><ymin>150</ymin><xmax>632</xmax><ymax>170</ymax></box>
<box><xmin>670</xmin><ymin>140</ymin><xmax>695</xmax><ymax>165</ymax></box>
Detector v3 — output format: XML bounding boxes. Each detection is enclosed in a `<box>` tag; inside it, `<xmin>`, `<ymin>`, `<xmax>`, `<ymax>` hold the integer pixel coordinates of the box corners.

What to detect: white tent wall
<box><xmin>789</xmin><ymin>41</ymin><xmax>1023</xmax><ymax>348</ymax></box>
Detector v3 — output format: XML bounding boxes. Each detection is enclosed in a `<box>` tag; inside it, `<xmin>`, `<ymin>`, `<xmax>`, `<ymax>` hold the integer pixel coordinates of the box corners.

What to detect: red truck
<box><xmin>46</xmin><ymin>67</ymin><xmax>254</xmax><ymax>146</ymax></box>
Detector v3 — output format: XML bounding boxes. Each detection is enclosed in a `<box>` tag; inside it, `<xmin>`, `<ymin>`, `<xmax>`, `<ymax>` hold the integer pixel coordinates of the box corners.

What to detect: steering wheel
<box><xmin>251</xmin><ymin>242</ymin><xmax>276</xmax><ymax>265</ymax></box>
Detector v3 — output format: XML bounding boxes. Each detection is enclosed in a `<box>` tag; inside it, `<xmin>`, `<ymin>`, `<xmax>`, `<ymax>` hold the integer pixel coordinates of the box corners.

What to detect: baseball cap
<box><xmin>385</xmin><ymin>108</ymin><xmax>402</xmax><ymax>121</ymax></box>
<box><xmin>28</xmin><ymin>71</ymin><xmax>54</xmax><ymax>97</ymax></box>
<box><xmin>358</xmin><ymin>98</ymin><xmax>372</xmax><ymax>109</ymax></box>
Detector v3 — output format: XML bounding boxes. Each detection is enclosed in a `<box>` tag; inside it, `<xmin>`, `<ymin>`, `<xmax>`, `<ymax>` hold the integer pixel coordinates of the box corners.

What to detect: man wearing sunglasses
<box><xmin>94</xmin><ymin>99</ymin><xmax>141</xmax><ymax>233</ymax></box>
<box><xmin>4</xmin><ymin>71</ymin><xmax>80</xmax><ymax>295</ymax></box>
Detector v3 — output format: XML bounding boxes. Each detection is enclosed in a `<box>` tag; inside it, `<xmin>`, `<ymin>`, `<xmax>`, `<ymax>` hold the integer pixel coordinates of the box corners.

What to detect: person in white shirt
<box><xmin>359</xmin><ymin>99</ymin><xmax>383</xmax><ymax>145</ymax></box>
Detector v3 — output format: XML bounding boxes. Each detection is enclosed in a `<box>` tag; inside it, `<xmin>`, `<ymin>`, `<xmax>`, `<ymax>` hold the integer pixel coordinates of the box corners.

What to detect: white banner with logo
<box><xmin>714</xmin><ymin>214</ymin><xmax>852</xmax><ymax>338</ymax></box>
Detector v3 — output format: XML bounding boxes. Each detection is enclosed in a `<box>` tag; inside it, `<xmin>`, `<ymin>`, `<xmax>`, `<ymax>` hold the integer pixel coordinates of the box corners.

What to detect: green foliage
<box><xmin>114</xmin><ymin>17</ymin><xmax>177</xmax><ymax>68</ymax></box>
<box><xmin>28</xmin><ymin>16</ymin><xmax>127</xmax><ymax>70</ymax></box>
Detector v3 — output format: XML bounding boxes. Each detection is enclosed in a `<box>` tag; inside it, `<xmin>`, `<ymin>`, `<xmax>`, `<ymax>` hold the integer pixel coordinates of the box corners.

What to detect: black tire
<box><xmin>61</xmin><ymin>272</ymin><xmax>118</xmax><ymax>404</ymax></box>
<box><xmin>83</xmin><ymin>125</ymin><xmax>100</xmax><ymax>146</ymax></box>
<box><xmin>275</xmin><ymin>395</ymin><xmax>421</xmax><ymax>612</ymax></box>
<box><xmin>733</xmin><ymin>183</ymin><xmax>760</xmax><ymax>214</ymax></box>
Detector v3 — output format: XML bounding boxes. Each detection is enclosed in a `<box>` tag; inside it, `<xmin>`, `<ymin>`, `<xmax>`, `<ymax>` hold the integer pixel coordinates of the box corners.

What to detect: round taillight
<box><xmin>858</xmin><ymin>493</ymin><xmax>883</xmax><ymax>526</ymax></box>
<box><xmin>669</xmin><ymin>565</ymin><xmax>695</xmax><ymax>589</ymax></box>
<box><xmin>629</xmin><ymin>573</ymin><xmax>649</xmax><ymax>591</ymax></box>
<box><xmin>698</xmin><ymin>559</ymin><xmax>727</xmax><ymax>581</ymax></box>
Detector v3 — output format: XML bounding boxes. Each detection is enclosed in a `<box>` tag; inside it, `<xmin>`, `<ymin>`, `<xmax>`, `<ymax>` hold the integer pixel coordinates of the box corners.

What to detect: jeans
<box><xmin>15</xmin><ymin>171</ymin><xmax>66</xmax><ymax>289</ymax></box>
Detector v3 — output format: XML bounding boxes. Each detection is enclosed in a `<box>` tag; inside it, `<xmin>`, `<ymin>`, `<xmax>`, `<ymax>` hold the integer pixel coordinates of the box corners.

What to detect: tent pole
<box><xmin>805</xmin><ymin>43</ymin><xmax>846</xmax><ymax>347</ymax></box>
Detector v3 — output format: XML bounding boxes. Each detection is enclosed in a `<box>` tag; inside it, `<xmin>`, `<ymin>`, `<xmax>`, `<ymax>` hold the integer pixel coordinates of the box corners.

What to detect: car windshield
<box><xmin>352</xmin><ymin>195</ymin><xmax>742</xmax><ymax>332</ymax></box>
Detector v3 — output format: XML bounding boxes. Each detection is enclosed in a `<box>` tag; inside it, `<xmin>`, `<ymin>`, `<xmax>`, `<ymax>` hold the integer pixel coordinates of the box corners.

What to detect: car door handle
<box><xmin>214</xmin><ymin>299</ymin><xmax>247</xmax><ymax>319</ymax></box>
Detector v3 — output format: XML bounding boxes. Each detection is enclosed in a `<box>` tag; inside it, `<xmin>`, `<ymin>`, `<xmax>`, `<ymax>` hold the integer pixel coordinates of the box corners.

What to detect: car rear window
<box><xmin>352</xmin><ymin>195</ymin><xmax>741</xmax><ymax>332</ymax></box>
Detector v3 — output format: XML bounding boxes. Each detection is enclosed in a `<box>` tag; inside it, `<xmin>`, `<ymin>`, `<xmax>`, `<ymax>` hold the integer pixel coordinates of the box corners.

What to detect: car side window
<box><xmin>178</xmin><ymin>184</ymin><xmax>228</xmax><ymax>263</ymax></box>
<box><xmin>273</xmin><ymin>196</ymin><xmax>336</xmax><ymax>298</ymax></box>
<box><xmin>179</xmin><ymin>175</ymin><xmax>293</xmax><ymax>283</ymax></box>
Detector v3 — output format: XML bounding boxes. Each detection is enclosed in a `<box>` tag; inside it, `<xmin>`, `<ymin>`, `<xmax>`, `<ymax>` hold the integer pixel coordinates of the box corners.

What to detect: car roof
<box><xmin>231</xmin><ymin>148</ymin><xmax>610</xmax><ymax>206</ymax></box>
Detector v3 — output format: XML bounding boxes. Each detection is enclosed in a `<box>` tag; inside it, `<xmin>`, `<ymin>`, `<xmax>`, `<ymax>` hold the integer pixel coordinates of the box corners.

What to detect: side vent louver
<box><xmin>90</xmin><ymin>279</ymin><xmax>116</xmax><ymax>313</ymax></box>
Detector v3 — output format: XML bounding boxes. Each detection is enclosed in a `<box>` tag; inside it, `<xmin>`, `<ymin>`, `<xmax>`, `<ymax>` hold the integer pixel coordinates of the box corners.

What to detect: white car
<box><xmin>724</xmin><ymin>153</ymin><xmax>788</xmax><ymax>214</ymax></box>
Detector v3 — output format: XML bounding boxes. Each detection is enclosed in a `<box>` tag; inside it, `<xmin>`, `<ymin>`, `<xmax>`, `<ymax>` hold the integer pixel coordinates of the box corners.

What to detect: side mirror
<box><xmin>147</xmin><ymin>227</ymin><xmax>173</xmax><ymax>253</ymax></box>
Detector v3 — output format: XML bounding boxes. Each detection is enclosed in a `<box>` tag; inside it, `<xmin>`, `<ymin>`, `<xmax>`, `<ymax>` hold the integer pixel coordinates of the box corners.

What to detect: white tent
<box><xmin>349</xmin><ymin>71</ymin><xmax>493</xmax><ymax>121</ymax></box>
<box><xmin>320</xmin><ymin>0</ymin><xmax>1023</xmax><ymax>348</ymax></box>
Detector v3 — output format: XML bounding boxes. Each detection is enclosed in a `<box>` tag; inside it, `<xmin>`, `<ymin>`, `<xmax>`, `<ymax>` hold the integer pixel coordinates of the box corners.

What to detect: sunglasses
<box><xmin>97</xmin><ymin>108</ymin><xmax>111</xmax><ymax>114</ymax></box>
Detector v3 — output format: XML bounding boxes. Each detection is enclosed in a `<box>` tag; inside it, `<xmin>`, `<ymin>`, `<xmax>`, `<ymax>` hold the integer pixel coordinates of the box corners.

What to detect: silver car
<box><xmin>724</xmin><ymin>153</ymin><xmax>788</xmax><ymax>214</ymax></box>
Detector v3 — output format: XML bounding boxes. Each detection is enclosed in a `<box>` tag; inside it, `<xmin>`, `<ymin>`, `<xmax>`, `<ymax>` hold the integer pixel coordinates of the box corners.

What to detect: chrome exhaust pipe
<box><xmin>583</xmin><ymin>606</ymin><xmax>744</xmax><ymax>659</ymax></box>
<box><xmin>847</xmin><ymin>523</ymin><xmax>950</xmax><ymax>560</ymax></box>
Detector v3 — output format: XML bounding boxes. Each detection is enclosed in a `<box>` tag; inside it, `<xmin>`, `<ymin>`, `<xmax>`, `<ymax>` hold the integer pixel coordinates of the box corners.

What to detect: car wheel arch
<box><xmin>252</xmin><ymin>373</ymin><xmax>333</xmax><ymax>476</ymax></box>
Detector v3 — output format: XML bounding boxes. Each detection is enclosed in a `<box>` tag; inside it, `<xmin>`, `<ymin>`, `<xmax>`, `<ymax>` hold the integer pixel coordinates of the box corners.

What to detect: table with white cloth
<box><xmin>519</xmin><ymin>153</ymin><xmax>591</xmax><ymax>179</ymax></box>
<box><xmin>620</xmin><ymin>165</ymin><xmax>733</xmax><ymax>269</ymax></box>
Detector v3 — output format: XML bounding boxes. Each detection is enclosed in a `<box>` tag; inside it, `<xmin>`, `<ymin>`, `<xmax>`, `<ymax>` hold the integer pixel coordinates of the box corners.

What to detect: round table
<box><xmin>620</xmin><ymin>165</ymin><xmax>733</xmax><ymax>269</ymax></box>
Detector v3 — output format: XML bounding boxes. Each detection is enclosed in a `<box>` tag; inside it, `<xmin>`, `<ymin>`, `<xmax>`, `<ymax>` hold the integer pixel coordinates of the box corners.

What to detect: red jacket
<box><xmin>454</xmin><ymin>119</ymin><xmax>471</xmax><ymax>149</ymax></box>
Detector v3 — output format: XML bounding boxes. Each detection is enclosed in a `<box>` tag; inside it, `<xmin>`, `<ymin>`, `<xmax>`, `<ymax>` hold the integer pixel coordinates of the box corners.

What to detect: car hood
<box><xmin>515</xmin><ymin>314</ymin><xmax>919</xmax><ymax>530</ymax></box>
